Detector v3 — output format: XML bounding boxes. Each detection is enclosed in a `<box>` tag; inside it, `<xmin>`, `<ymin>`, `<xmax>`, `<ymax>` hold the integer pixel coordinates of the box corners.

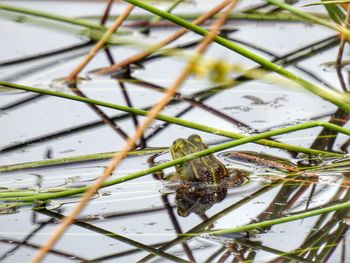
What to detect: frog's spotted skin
<box><xmin>169</xmin><ymin>134</ymin><xmax>245</xmax><ymax>216</ymax></box>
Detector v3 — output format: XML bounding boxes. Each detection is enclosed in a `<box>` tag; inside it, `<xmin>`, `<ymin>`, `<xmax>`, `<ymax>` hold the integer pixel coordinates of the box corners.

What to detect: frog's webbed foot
<box><xmin>227</xmin><ymin>168</ymin><xmax>250</xmax><ymax>188</ymax></box>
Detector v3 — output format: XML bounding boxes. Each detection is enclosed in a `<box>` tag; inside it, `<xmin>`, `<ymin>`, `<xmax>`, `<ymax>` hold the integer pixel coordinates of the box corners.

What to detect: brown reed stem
<box><xmin>64</xmin><ymin>4</ymin><xmax>134</xmax><ymax>82</ymax></box>
<box><xmin>100</xmin><ymin>0</ymin><xmax>114</xmax><ymax>25</ymax></box>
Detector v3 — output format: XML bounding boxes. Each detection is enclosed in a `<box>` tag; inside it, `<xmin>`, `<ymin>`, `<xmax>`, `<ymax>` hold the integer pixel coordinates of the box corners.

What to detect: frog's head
<box><xmin>171</xmin><ymin>137</ymin><xmax>194</xmax><ymax>177</ymax></box>
<box><xmin>171</xmin><ymin>135</ymin><xmax>207</xmax><ymax>176</ymax></box>
<box><xmin>171</xmin><ymin>134</ymin><xmax>206</xmax><ymax>159</ymax></box>
<box><xmin>170</xmin><ymin>138</ymin><xmax>188</xmax><ymax>160</ymax></box>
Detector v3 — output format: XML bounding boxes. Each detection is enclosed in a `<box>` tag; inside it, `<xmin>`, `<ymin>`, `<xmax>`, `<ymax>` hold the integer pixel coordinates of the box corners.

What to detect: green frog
<box><xmin>169</xmin><ymin>134</ymin><xmax>246</xmax><ymax>217</ymax></box>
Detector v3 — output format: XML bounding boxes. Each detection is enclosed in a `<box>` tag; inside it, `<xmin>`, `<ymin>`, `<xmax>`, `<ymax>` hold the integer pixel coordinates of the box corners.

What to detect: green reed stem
<box><xmin>0</xmin><ymin>4</ymin><xmax>130</xmax><ymax>38</ymax></box>
<box><xmin>0</xmin><ymin>81</ymin><xmax>341</xmax><ymax>157</ymax></box>
<box><xmin>0</xmin><ymin>4</ymin><xmax>104</xmax><ymax>30</ymax></box>
<box><xmin>121</xmin><ymin>0</ymin><xmax>350</xmax><ymax>113</ymax></box>
<box><xmin>151</xmin><ymin>0</ymin><xmax>184</xmax><ymax>22</ymax></box>
<box><xmin>186</xmin><ymin>201</ymin><xmax>350</xmax><ymax>236</ymax></box>
<box><xmin>0</xmin><ymin>3</ymin><xmax>325</xmax><ymax>26</ymax></box>
<box><xmin>266</xmin><ymin>0</ymin><xmax>350</xmax><ymax>39</ymax></box>
<box><xmin>1</xmin><ymin>119</ymin><xmax>349</xmax><ymax>201</ymax></box>
<box><xmin>0</xmin><ymin>148</ymin><xmax>167</xmax><ymax>173</ymax></box>
<box><xmin>305</xmin><ymin>0</ymin><xmax>350</xmax><ymax>6</ymax></box>
<box><xmin>0</xmin><ymin>202</ymin><xmax>29</xmax><ymax>212</ymax></box>
<box><xmin>106</xmin><ymin>11</ymin><xmax>327</xmax><ymax>22</ymax></box>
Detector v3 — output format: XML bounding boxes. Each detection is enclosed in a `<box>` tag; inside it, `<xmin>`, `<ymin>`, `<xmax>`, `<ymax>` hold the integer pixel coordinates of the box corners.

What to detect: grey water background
<box><xmin>0</xmin><ymin>0</ymin><xmax>349</xmax><ymax>262</ymax></box>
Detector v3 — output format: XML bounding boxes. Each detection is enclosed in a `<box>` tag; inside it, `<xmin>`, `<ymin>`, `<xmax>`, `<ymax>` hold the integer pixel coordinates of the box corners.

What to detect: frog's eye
<box><xmin>172</xmin><ymin>139</ymin><xmax>185</xmax><ymax>151</ymax></box>
<box><xmin>189</xmin><ymin>134</ymin><xmax>202</xmax><ymax>143</ymax></box>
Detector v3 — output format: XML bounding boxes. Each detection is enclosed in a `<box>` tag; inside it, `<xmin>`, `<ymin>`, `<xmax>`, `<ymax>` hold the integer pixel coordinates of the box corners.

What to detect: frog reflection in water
<box><xmin>169</xmin><ymin>134</ymin><xmax>246</xmax><ymax>217</ymax></box>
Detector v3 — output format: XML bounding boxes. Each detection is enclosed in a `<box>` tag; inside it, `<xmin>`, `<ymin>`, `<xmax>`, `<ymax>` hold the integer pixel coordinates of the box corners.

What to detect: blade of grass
<box><xmin>322</xmin><ymin>0</ymin><xmax>346</xmax><ymax>25</ymax></box>
<box><xmin>0</xmin><ymin>148</ymin><xmax>167</xmax><ymax>173</ymax></box>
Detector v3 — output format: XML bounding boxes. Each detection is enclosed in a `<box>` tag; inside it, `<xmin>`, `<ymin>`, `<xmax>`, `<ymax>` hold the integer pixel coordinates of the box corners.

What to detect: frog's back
<box><xmin>190</xmin><ymin>156</ymin><xmax>229</xmax><ymax>185</ymax></box>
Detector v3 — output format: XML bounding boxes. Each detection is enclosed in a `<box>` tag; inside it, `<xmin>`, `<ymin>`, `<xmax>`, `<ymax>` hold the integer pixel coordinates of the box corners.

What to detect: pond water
<box><xmin>1</xmin><ymin>0</ymin><xmax>350</xmax><ymax>262</ymax></box>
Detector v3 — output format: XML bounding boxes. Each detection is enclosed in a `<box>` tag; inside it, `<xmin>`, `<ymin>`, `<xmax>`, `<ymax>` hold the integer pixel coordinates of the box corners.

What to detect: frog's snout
<box><xmin>172</xmin><ymin>138</ymin><xmax>185</xmax><ymax>149</ymax></box>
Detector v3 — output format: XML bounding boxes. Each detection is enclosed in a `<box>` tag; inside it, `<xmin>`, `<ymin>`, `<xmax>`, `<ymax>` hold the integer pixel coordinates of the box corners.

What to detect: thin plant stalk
<box><xmin>64</xmin><ymin>4</ymin><xmax>134</xmax><ymax>82</ymax></box>
<box><xmin>31</xmin><ymin>2</ymin><xmax>238</xmax><ymax>261</ymax></box>
<box><xmin>304</xmin><ymin>1</ymin><xmax>350</xmax><ymax>7</ymax></box>
<box><xmin>151</xmin><ymin>0</ymin><xmax>185</xmax><ymax>22</ymax></box>
<box><xmin>100</xmin><ymin>0</ymin><xmax>114</xmax><ymax>25</ymax></box>
<box><xmin>88</xmin><ymin>11</ymin><xmax>328</xmax><ymax>23</ymax></box>
<box><xmin>0</xmin><ymin>148</ymin><xmax>167</xmax><ymax>172</ymax></box>
<box><xmin>0</xmin><ymin>4</ymin><xmax>327</xmax><ymax>28</ymax></box>
<box><xmin>0</xmin><ymin>4</ymin><xmax>105</xmax><ymax>30</ymax></box>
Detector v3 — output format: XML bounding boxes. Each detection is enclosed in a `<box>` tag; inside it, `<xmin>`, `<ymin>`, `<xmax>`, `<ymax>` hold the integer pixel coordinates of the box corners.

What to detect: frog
<box><xmin>169</xmin><ymin>134</ymin><xmax>246</xmax><ymax>217</ymax></box>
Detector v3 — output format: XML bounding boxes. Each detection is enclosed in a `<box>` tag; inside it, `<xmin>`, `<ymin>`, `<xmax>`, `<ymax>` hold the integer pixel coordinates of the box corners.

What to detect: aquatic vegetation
<box><xmin>1</xmin><ymin>0</ymin><xmax>350</xmax><ymax>262</ymax></box>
